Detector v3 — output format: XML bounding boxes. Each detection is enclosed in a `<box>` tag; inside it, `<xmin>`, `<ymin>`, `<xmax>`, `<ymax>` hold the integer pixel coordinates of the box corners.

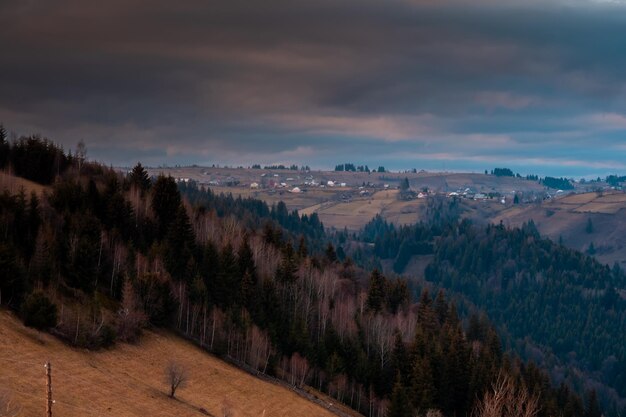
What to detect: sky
<box><xmin>1</xmin><ymin>0</ymin><xmax>626</xmax><ymax>177</ymax></box>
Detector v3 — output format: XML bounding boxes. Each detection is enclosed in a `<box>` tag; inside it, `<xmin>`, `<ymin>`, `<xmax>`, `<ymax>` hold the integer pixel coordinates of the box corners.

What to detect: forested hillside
<box><xmin>356</xmin><ymin>205</ymin><xmax>626</xmax><ymax>414</ymax></box>
<box><xmin>0</xmin><ymin>133</ymin><xmax>597</xmax><ymax>416</ymax></box>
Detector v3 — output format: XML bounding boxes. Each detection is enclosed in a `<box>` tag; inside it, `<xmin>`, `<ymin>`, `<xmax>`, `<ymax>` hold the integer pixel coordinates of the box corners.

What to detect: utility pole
<box><xmin>45</xmin><ymin>361</ymin><xmax>52</xmax><ymax>417</ymax></box>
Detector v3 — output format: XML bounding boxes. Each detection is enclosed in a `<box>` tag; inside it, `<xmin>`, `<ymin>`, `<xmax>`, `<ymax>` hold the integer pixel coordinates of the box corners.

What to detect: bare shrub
<box><xmin>165</xmin><ymin>360</ymin><xmax>188</xmax><ymax>398</ymax></box>
<box><xmin>473</xmin><ymin>372</ymin><xmax>539</xmax><ymax>417</ymax></box>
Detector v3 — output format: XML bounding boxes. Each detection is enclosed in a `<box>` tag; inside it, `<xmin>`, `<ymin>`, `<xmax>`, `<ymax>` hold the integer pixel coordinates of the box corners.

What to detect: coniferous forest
<box><xmin>351</xmin><ymin>202</ymin><xmax>626</xmax><ymax>415</ymax></box>
<box><xmin>0</xmin><ymin>133</ymin><xmax>618</xmax><ymax>416</ymax></box>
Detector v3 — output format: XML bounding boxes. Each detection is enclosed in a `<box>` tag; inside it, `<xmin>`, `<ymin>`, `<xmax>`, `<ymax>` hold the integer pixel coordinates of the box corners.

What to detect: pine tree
<box><xmin>0</xmin><ymin>123</ymin><xmax>6</xmax><ymax>143</ymax></box>
<box><xmin>200</xmin><ymin>242</ymin><xmax>219</xmax><ymax>298</ymax></box>
<box><xmin>151</xmin><ymin>175</ymin><xmax>181</xmax><ymax>238</ymax></box>
<box><xmin>366</xmin><ymin>269</ymin><xmax>386</xmax><ymax>313</ymax></box>
<box><xmin>297</xmin><ymin>235</ymin><xmax>308</xmax><ymax>258</ymax></box>
<box><xmin>388</xmin><ymin>373</ymin><xmax>412</xmax><ymax>417</ymax></box>
<box><xmin>411</xmin><ymin>356</ymin><xmax>435</xmax><ymax>412</ymax></box>
<box><xmin>433</xmin><ymin>290</ymin><xmax>448</xmax><ymax>325</ymax></box>
<box><xmin>391</xmin><ymin>332</ymin><xmax>410</xmax><ymax>385</ymax></box>
<box><xmin>216</xmin><ymin>244</ymin><xmax>239</xmax><ymax>308</ymax></box>
<box><xmin>400</xmin><ymin>177</ymin><xmax>410</xmax><ymax>191</ymax></box>
<box><xmin>238</xmin><ymin>238</ymin><xmax>256</xmax><ymax>277</ymax></box>
<box><xmin>129</xmin><ymin>162</ymin><xmax>151</xmax><ymax>191</ymax></box>
<box><xmin>165</xmin><ymin>205</ymin><xmax>195</xmax><ymax>282</ymax></box>
<box><xmin>276</xmin><ymin>243</ymin><xmax>297</xmax><ymax>284</ymax></box>
<box><xmin>587</xmin><ymin>242</ymin><xmax>596</xmax><ymax>255</ymax></box>
<box><xmin>0</xmin><ymin>242</ymin><xmax>26</xmax><ymax>306</ymax></box>
<box><xmin>417</xmin><ymin>289</ymin><xmax>438</xmax><ymax>335</ymax></box>
<box><xmin>325</xmin><ymin>242</ymin><xmax>337</xmax><ymax>263</ymax></box>
<box><xmin>584</xmin><ymin>390</ymin><xmax>601</xmax><ymax>417</ymax></box>
<box><xmin>0</xmin><ymin>123</ymin><xmax>8</xmax><ymax>169</ymax></box>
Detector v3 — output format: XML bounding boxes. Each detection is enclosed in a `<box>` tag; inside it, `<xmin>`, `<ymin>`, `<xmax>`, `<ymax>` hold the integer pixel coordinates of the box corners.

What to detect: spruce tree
<box><xmin>129</xmin><ymin>162</ymin><xmax>151</xmax><ymax>192</ymax></box>
<box><xmin>151</xmin><ymin>175</ymin><xmax>181</xmax><ymax>238</ymax></box>
<box><xmin>165</xmin><ymin>204</ymin><xmax>195</xmax><ymax>282</ymax></box>
<box><xmin>388</xmin><ymin>373</ymin><xmax>412</xmax><ymax>417</ymax></box>
<box><xmin>325</xmin><ymin>242</ymin><xmax>337</xmax><ymax>263</ymax></box>
<box><xmin>411</xmin><ymin>356</ymin><xmax>435</xmax><ymax>412</ymax></box>
<box><xmin>0</xmin><ymin>123</ymin><xmax>8</xmax><ymax>169</ymax></box>
<box><xmin>366</xmin><ymin>269</ymin><xmax>386</xmax><ymax>313</ymax></box>
<box><xmin>584</xmin><ymin>390</ymin><xmax>601</xmax><ymax>417</ymax></box>
<box><xmin>217</xmin><ymin>244</ymin><xmax>239</xmax><ymax>308</ymax></box>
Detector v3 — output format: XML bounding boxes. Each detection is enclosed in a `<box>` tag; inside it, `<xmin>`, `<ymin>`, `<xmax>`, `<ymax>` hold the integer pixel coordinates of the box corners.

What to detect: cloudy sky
<box><xmin>1</xmin><ymin>0</ymin><xmax>626</xmax><ymax>177</ymax></box>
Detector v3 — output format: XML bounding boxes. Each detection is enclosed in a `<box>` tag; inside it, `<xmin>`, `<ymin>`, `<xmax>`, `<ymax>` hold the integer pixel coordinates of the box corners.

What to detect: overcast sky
<box><xmin>1</xmin><ymin>0</ymin><xmax>626</xmax><ymax>177</ymax></box>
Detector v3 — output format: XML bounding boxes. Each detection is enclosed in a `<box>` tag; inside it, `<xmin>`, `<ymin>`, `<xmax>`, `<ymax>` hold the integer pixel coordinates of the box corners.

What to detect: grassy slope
<box><xmin>490</xmin><ymin>192</ymin><xmax>626</xmax><ymax>266</ymax></box>
<box><xmin>0</xmin><ymin>171</ymin><xmax>48</xmax><ymax>195</ymax></box>
<box><xmin>0</xmin><ymin>310</ymin><xmax>339</xmax><ymax>417</ymax></box>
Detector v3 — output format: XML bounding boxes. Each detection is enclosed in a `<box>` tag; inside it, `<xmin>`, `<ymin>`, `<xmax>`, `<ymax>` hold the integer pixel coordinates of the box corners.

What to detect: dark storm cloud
<box><xmin>1</xmin><ymin>0</ymin><xmax>626</xmax><ymax>175</ymax></box>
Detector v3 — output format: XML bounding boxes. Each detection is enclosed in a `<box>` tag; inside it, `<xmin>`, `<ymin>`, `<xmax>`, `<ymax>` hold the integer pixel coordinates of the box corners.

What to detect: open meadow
<box><xmin>0</xmin><ymin>310</ymin><xmax>341</xmax><ymax>417</ymax></box>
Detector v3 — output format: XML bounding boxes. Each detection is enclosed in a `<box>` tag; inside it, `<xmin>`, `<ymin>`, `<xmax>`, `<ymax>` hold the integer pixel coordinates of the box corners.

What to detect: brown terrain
<box><xmin>0</xmin><ymin>310</ymin><xmax>342</xmax><ymax>417</ymax></box>
<box><xmin>489</xmin><ymin>191</ymin><xmax>626</xmax><ymax>267</ymax></box>
<box><xmin>0</xmin><ymin>171</ymin><xmax>48</xmax><ymax>196</ymax></box>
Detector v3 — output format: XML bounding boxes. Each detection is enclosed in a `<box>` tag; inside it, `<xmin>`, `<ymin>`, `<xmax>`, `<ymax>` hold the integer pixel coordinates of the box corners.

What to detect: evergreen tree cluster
<box><xmin>0</xmin><ymin>132</ymin><xmax>70</xmax><ymax>184</ymax></box>
<box><xmin>360</xmin><ymin>214</ymin><xmax>434</xmax><ymax>274</ymax></box>
<box><xmin>335</xmin><ymin>163</ymin><xmax>371</xmax><ymax>172</ymax></box>
<box><xmin>541</xmin><ymin>176</ymin><xmax>574</xmax><ymax>190</ymax></box>
<box><xmin>606</xmin><ymin>175</ymin><xmax>626</xmax><ymax>187</ymax></box>
<box><xmin>356</xmin><ymin>214</ymin><xmax>626</xmax><ymax>413</ymax></box>
<box><xmin>491</xmin><ymin>168</ymin><xmax>515</xmax><ymax>177</ymax></box>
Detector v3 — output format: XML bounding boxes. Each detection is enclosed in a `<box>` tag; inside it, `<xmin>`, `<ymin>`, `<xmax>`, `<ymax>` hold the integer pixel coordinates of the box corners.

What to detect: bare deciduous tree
<box><xmin>165</xmin><ymin>360</ymin><xmax>188</xmax><ymax>398</ymax></box>
<box><xmin>75</xmin><ymin>139</ymin><xmax>87</xmax><ymax>174</ymax></box>
<box><xmin>473</xmin><ymin>372</ymin><xmax>539</xmax><ymax>417</ymax></box>
<box><xmin>289</xmin><ymin>352</ymin><xmax>310</xmax><ymax>387</ymax></box>
<box><xmin>0</xmin><ymin>390</ymin><xmax>21</xmax><ymax>417</ymax></box>
<box><xmin>116</xmin><ymin>279</ymin><xmax>147</xmax><ymax>342</ymax></box>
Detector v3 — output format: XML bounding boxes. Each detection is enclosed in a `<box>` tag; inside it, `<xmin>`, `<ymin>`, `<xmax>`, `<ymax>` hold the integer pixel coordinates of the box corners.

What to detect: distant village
<box><xmin>148</xmin><ymin>164</ymin><xmax>625</xmax><ymax>207</ymax></box>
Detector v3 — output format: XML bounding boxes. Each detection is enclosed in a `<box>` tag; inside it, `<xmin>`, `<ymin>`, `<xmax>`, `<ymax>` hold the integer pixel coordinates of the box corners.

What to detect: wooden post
<box><xmin>46</xmin><ymin>361</ymin><xmax>52</xmax><ymax>417</ymax></box>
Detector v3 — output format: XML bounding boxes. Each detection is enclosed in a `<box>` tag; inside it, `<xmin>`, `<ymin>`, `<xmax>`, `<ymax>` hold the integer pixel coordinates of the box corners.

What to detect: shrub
<box><xmin>21</xmin><ymin>292</ymin><xmax>57</xmax><ymax>330</ymax></box>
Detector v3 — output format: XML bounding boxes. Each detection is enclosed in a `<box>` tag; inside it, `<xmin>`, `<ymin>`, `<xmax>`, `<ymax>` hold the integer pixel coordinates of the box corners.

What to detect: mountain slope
<box><xmin>0</xmin><ymin>310</ymin><xmax>340</xmax><ymax>417</ymax></box>
<box><xmin>489</xmin><ymin>191</ymin><xmax>626</xmax><ymax>267</ymax></box>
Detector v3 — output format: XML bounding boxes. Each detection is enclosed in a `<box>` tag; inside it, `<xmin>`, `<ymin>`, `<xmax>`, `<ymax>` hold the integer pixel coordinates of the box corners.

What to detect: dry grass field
<box><xmin>299</xmin><ymin>190</ymin><xmax>426</xmax><ymax>230</ymax></box>
<box><xmin>0</xmin><ymin>171</ymin><xmax>47</xmax><ymax>196</ymax></box>
<box><xmin>0</xmin><ymin>310</ymin><xmax>341</xmax><ymax>417</ymax></box>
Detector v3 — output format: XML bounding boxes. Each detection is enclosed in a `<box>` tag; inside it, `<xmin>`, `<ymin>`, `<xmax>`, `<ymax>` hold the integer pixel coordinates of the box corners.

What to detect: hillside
<box><xmin>0</xmin><ymin>309</ymin><xmax>339</xmax><ymax>417</ymax></box>
<box><xmin>0</xmin><ymin>171</ymin><xmax>48</xmax><ymax>196</ymax></box>
<box><xmin>356</xmin><ymin>213</ymin><xmax>626</xmax><ymax>413</ymax></box>
<box><xmin>145</xmin><ymin>167</ymin><xmax>557</xmax><ymax>231</ymax></box>
<box><xmin>489</xmin><ymin>191</ymin><xmax>626</xmax><ymax>266</ymax></box>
